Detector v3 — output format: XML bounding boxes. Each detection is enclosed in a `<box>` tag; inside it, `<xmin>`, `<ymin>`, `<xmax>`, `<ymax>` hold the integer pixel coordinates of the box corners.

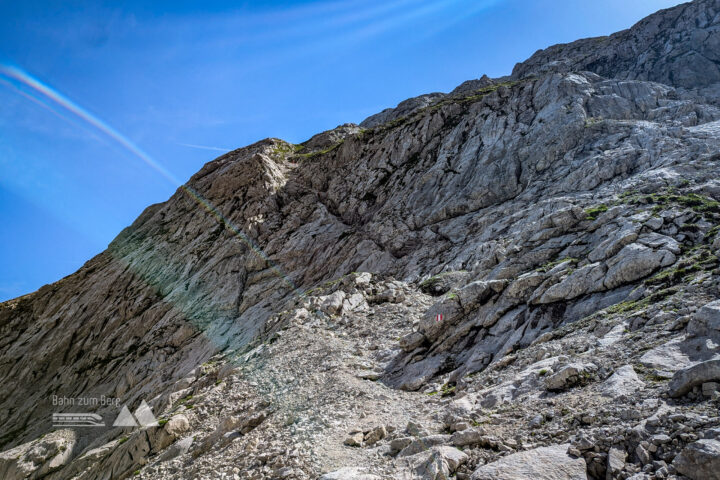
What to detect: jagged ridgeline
<box><xmin>2</xmin><ymin>0</ymin><xmax>720</xmax><ymax>479</ymax></box>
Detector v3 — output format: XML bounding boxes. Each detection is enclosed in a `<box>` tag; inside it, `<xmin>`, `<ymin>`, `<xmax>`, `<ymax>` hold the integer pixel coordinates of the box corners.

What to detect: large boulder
<box><xmin>672</xmin><ymin>439</ymin><xmax>720</xmax><ymax>480</ymax></box>
<box><xmin>452</xmin><ymin>429</ymin><xmax>495</xmax><ymax>448</ymax></box>
<box><xmin>545</xmin><ymin>363</ymin><xmax>596</xmax><ymax>391</ymax></box>
<box><xmin>603</xmin><ymin>243</ymin><xmax>675</xmax><ymax>289</ymax></box>
<box><xmin>668</xmin><ymin>359</ymin><xmax>720</xmax><ymax>397</ymax></box>
<box><xmin>154</xmin><ymin>413</ymin><xmax>191</xmax><ymax>451</ymax></box>
<box><xmin>538</xmin><ymin>263</ymin><xmax>606</xmax><ymax>303</ymax></box>
<box><xmin>398</xmin><ymin>435</ymin><xmax>452</xmax><ymax>457</ymax></box>
<box><xmin>414</xmin><ymin>446</ymin><xmax>468</xmax><ymax>480</ymax></box>
<box><xmin>319</xmin><ymin>291</ymin><xmax>346</xmax><ymax>315</ymax></box>
<box><xmin>687</xmin><ymin>300</ymin><xmax>720</xmax><ymax>337</ymax></box>
<box><xmin>606</xmin><ymin>446</ymin><xmax>627</xmax><ymax>479</ymax></box>
<box><xmin>470</xmin><ymin>444</ymin><xmax>587</xmax><ymax>480</ymax></box>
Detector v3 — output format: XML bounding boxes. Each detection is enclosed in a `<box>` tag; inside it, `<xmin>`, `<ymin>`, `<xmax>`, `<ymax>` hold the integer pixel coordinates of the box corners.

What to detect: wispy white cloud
<box><xmin>178</xmin><ymin>142</ymin><xmax>231</xmax><ymax>152</ymax></box>
<box><xmin>0</xmin><ymin>78</ymin><xmax>106</xmax><ymax>143</ymax></box>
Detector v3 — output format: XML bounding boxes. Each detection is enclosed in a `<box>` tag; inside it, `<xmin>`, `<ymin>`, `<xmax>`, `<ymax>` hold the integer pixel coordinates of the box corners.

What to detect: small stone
<box><xmin>607</xmin><ymin>446</ymin><xmax>627</xmax><ymax>479</ymax></box>
<box><xmin>406</xmin><ymin>421</ymin><xmax>430</xmax><ymax>437</ymax></box>
<box><xmin>529</xmin><ymin>415</ymin><xmax>543</xmax><ymax>428</ymax></box>
<box><xmin>363</xmin><ymin>426</ymin><xmax>386</xmax><ymax>446</ymax></box>
<box><xmin>275</xmin><ymin>467</ymin><xmax>295</xmax><ymax>478</ymax></box>
<box><xmin>451</xmin><ymin>428</ymin><xmax>488</xmax><ymax>447</ymax></box>
<box><xmin>390</xmin><ymin>437</ymin><xmax>412</xmax><ymax>454</ymax></box>
<box><xmin>645</xmin><ymin>217</ymin><xmax>664</xmax><ymax>230</ymax></box>
<box><xmin>567</xmin><ymin>447</ymin><xmax>582</xmax><ymax>457</ymax></box>
<box><xmin>451</xmin><ymin>422</ymin><xmax>470</xmax><ymax>432</ymax></box>
<box><xmin>581</xmin><ymin>414</ymin><xmax>596</xmax><ymax>425</ymax></box>
<box><xmin>652</xmin><ymin>434</ymin><xmax>672</xmax><ymax>445</ymax></box>
<box><xmin>636</xmin><ymin>444</ymin><xmax>651</xmax><ymax>465</ymax></box>
<box><xmin>702</xmin><ymin>382</ymin><xmax>720</xmax><ymax>397</ymax></box>
<box><xmin>356</xmin><ymin>370</ymin><xmax>381</xmax><ymax>381</ymax></box>
<box><xmin>574</xmin><ymin>435</ymin><xmax>595</xmax><ymax>451</ymax></box>
<box><xmin>344</xmin><ymin>432</ymin><xmax>363</xmax><ymax>447</ymax></box>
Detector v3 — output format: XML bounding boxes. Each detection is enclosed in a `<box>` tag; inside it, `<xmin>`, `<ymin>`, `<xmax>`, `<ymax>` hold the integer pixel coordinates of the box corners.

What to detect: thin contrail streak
<box><xmin>0</xmin><ymin>64</ymin><xmax>306</xmax><ymax>300</ymax></box>
<box><xmin>179</xmin><ymin>143</ymin><xmax>233</xmax><ymax>152</ymax></box>
<box><xmin>0</xmin><ymin>65</ymin><xmax>181</xmax><ymax>186</ymax></box>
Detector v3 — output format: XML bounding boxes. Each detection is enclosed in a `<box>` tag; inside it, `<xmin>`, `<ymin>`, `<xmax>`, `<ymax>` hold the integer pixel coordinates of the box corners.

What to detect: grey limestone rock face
<box><xmin>2</xmin><ymin>1</ymin><xmax>720</xmax><ymax>478</ymax></box>
<box><xmin>0</xmin><ymin>430</ymin><xmax>76</xmax><ymax>480</ymax></box>
<box><xmin>359</xmin><ymin>93</ymin><xmax>446</xmax><ymax>128</ymax></box>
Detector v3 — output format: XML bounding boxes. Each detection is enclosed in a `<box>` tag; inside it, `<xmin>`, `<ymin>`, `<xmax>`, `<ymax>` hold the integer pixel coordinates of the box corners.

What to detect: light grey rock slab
<box><xmin>470</xmin><ymin>444</ymin><xmax>587</xmax><ymax>480</ymax></box>
<box><xmin>601</xmin><ymin>365</ymin><xmax>645</xmax><ymax>398</ymax></box>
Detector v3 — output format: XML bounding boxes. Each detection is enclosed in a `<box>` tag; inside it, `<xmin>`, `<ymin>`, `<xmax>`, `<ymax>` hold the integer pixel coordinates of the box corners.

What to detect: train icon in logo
<box><xmin>52</xmin><ymin>413</ymin><xmax>105</xmax><ymax>427</ymax></box>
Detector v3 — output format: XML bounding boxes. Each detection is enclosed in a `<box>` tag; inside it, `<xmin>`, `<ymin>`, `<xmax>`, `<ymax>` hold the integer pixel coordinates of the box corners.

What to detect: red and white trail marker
<box><xmin>435</xmin><ymin>314</ymin><xmax>443</xmax><ymax>322</ymax></box>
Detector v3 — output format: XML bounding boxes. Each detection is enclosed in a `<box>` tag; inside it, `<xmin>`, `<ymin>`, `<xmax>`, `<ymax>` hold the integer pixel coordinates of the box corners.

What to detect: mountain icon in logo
<box><xmin>112</xmin><ymin>400</ymin><xmax>158</xmax><ymax>428</ymax></box>
<box><xmin>134</xmin><ymin>400</ymin><xmax>159</xmax><ymax>427</ymax></box>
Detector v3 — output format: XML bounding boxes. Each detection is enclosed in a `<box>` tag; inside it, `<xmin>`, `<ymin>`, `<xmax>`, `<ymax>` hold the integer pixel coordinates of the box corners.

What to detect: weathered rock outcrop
<box><xmin>512</xmin><ymin>0</ymin><xmax>720</xmax><ymax>91</ymax></box>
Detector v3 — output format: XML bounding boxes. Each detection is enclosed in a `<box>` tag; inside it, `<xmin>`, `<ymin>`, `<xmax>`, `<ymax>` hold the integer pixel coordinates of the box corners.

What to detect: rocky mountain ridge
<box><xmin>2</xmin><ymin>0</ymin><xmax>720</xmax><ymax>479</ymax></box>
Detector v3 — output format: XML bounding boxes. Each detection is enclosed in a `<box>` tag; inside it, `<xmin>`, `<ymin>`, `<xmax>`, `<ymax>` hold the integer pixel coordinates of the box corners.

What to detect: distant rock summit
<box><xmin>2</xmin><ymin>1</ymin><xmax>720</xmax><ymax>479</ymax></box>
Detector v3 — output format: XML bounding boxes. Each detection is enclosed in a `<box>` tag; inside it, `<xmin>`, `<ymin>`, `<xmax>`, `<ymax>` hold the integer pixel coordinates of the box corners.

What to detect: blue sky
<box><xmin>0</xmin><ymin>0</ymin><xmax>686</xmax><ymax>301</ymax></box>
